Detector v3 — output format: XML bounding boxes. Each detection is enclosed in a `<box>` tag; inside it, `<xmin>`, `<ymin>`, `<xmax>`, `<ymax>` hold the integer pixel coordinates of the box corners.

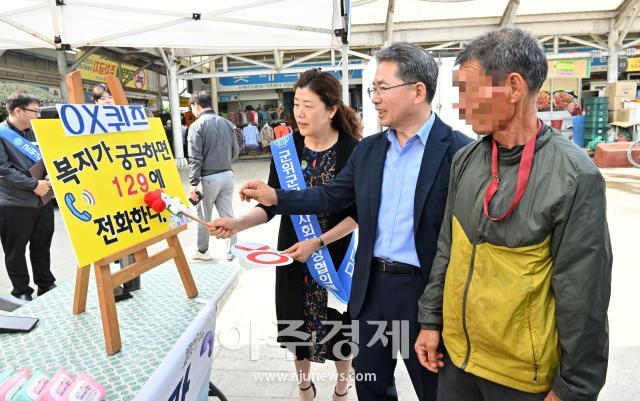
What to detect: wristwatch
<box><xmin>318</xmin><ymin>236</ymin><xmax>326</xmax><ymax>249</ymax></box>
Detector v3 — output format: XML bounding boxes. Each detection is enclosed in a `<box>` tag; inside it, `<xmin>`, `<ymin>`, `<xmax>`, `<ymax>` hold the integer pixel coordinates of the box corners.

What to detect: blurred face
<box><xmin>453</xmin><ymin>60</ymin><xmax>512</xmax><ymax>135</ymax></box>
<box><xmin>95</xmin><ymin>92</ymin><xmax>114</xmax><ymax>106</ymax></box>
<box><xmin>293</xmin><ymin>86</ymin><xmax>336</xmax><ymax>137</ymax></box>
<box><xmin>11</xmin><ymin>101</ymin><xmax>40</xmax><ymax>129</ymax></box>
<box><xmin>370</xmin><ymin>61</ymin><xmax>417</xmax><ymax>129</ymax></box>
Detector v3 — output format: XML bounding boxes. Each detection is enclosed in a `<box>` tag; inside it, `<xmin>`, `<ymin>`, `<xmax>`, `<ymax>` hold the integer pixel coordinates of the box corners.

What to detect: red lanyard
<box><xmin>483</xmin><ymin>120</ymin><xmax>542</xmax><ymax>222</ymax></box>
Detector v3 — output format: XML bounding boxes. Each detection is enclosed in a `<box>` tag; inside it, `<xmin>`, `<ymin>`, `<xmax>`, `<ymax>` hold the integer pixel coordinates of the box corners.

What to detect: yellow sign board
<box><xmin>76</xmin><ymin>53</ymin><xmax>149</xmax><ymax>90</ymax></box>
<box><xmin>32</xmin><ymin>118</ymin><xmax>186</xmax><ymax>267</ymax></box>
<box><xmin>547</xmin><ymin>59</ymin><xmax>591</xmax><ymax>79</ymax></box>
<box><xmin>627</xmin><ymin>57</ymin><xmax>640</xmax><ymax>72</ymax></box>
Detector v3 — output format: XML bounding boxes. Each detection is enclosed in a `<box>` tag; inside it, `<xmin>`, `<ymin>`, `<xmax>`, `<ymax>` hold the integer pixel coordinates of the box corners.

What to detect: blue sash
<box><xmin>0</xmin><ymin>126</ymin><xmax>41</xmax><ymax>163</ymax></box>
<box><xmin>271</xmin><ymin>135</ymin><xmax>355</xmax><ymax>304</ymax></box>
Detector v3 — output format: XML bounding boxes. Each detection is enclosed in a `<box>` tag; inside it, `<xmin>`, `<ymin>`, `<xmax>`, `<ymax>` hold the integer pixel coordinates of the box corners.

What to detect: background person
<box><xmin>91</xmin><ymin>83</ymin><xmax>115</xmax><ymax>105</ymax></box>
<box><xmin>188</xmin><ymin>90</ymin><xmax>239</xmax><ymax>262</ymax></box>
<box><xmin>0</xmin><ymin>91</ymin><xmax>55</xmax><ymax>301</ymax></box>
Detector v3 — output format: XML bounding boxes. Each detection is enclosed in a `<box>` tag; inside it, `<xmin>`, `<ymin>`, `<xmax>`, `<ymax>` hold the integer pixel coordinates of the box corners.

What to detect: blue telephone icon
<box><xmin>64</xmin><ymin>193</ymin><xmax>92</xmax><ymax>222</ymax></box>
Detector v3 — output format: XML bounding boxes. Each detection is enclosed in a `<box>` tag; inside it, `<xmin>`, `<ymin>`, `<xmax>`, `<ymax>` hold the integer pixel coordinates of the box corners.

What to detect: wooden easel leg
<box><xmin>73</xmin><ymin>265</ymin><xmax>91</xmax><ymax>315</ymax></box>
<box><xmin>167</xmin><ymin>234</ymin><xmax>198</xmax><ymax>298</ymax></box>
<box><xmin>134</xmin><ymin>248</ymin><xmax>149</xmax><ymax>262</ymax></box>
<box><xmin>94</xmin><ymin>263</ymin><xmax>122</xmax><ymax>355</ymax></box>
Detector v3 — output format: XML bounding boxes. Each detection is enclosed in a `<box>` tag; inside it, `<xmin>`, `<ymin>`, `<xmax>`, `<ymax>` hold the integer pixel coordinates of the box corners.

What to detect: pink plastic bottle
<box><xmin>34</xmin><ymin>369</ymin><xmax>73</xmax><ymax>401</ymax></box>
<box><xmin>60</xmin><ymin>374</ymin><xmax>104</xmax><ymax>401</ymax></box>
<box><xmin>0</xmin><ymin>368</ymin><xmax>30</xmax><ymax>401</ymax></box>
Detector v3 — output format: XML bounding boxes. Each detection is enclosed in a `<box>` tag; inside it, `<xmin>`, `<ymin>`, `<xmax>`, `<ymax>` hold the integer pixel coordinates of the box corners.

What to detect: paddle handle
<box><xmin>179</xmin><ymin>211</ymin><xmax>208</xmax><ymax>227</ymax></box>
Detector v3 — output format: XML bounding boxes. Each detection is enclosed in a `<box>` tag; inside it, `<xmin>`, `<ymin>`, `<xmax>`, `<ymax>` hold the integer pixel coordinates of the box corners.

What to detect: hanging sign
<box><xmin>547</xmin><ymin>59</ymin><xmax>591</xmax><ymax>79</ymax></box>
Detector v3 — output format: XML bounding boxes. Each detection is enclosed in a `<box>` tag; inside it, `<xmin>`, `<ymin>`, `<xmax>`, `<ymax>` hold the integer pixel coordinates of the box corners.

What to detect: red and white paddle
<box><xmin>143</xmin><ymin>189</ymin><xmax>208</xmax><ymax>226</ymax></box>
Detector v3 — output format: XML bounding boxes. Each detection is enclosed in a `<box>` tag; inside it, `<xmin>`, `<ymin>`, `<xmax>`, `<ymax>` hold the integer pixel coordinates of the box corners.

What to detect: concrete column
<box><xmin>341</xmin><ymin>42</ymin><xmax>350</xmax><ymax>106</ymax></box>
<box><xmin>155</xmin><ymin>70</ymin><xmax>163</xmax><ymax>114</ymax></box>
<box><xmin>608</xmin><ymin>21</ymin><xmax>619</xmax><ymax>83</ymax></box>
<box><xmin>209</xmin><ymin>59</ymin><xmax>219</xmax><ymax>113</ymax></box>
<box><xmin>168</xmin><ymin>62</ymin><xmax>185</xmax><ymax>164</ymax></box>
<box><xmin>56</xmin><ymin>51</ymin><xmax>69</xmax><ymax>102</ymax></box>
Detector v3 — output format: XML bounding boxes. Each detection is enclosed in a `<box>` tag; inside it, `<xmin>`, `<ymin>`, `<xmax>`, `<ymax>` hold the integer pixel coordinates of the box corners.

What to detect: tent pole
<box><xmin>155</xmin><ymin>69</ymin><xmax>163</xmax><ymax>114</ymax></box>
<box><xmin>341</xmin><ymin>42</ymin><xmax>350</xmax><ymax>106</ymax></box>
<box><xmin>168</xmin><ymin>60</ymin><xmax>186</xmax><ymax>165</ymax></box>
<box><xmin>209</xmin><ymin>59</ymin><xmax>219</xmax><ymax>114</ymax></box>
<box><xmin>56</xmin><ymin>50</ymin><xmax>69</xmax><ymax>102</ymax></box>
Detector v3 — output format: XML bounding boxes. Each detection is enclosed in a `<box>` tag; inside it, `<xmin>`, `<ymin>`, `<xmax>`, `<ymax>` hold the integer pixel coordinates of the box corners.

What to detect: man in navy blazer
<box><xmin>234</xmin><ymin>43</ymin><xmax>471</xmax><ymax>401</ymax></box>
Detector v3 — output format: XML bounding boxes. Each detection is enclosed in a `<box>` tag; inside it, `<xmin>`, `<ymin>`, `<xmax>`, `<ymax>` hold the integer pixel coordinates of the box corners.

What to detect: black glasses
<box><xmin>367</xmin><ymin>82</ymin><xmax>417</xmax><ymax>98</ymax></box>
<box><xmin>19</xmin><ymin>107</ymin><xmax>41</xmax><ymax>116</ymax></box>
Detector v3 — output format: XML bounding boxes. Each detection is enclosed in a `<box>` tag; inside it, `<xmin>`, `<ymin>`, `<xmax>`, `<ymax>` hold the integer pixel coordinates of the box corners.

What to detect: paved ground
<box><xmin>1</xmin><ymin>160</ymin><xmax>639</xmax><ymax>400</ymax></box>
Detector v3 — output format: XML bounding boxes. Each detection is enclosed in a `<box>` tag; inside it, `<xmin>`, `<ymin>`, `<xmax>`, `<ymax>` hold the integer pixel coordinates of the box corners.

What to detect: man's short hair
<box><xmin>189</xmin><ymin>91</ymin><xmax>212</xmax><ymax>109</ymax></box>
<box><xmin>6</xmin><ymin>91</ymin><xmax>39</xmax><ymax>113</ymax></box>
<box><xmin>374</xmin><ymin>42</ymin><xmax>439</xmax><ymax>103</ymax></box>
<box><xmin>455</xmin><ymin>27</ymin><xmax>548</xmax><ymax>94</ymax></box>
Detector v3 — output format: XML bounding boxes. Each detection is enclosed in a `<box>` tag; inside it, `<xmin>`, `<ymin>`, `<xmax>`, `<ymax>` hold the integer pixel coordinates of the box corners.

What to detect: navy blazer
<box><xmin>274</xmin><ymin>114</ymin><xmax>472</xmax><ymax>317</ymax></box>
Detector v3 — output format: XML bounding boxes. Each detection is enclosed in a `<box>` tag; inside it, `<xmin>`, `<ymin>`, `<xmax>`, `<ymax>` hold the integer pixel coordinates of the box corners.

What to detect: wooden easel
<box><xmin>66</xmin><ymin>71</ymin><xmax>198</xmax><ymax>355</ymax></box>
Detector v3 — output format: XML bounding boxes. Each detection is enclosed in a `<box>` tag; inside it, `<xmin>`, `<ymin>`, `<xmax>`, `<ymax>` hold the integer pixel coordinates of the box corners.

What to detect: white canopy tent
<box><xmin>0</xmin><ymin>0</ymin><xmax>346</xmax><ymax>52</ymax></box>
<box><xmin>0</xmin><ymin>0</ymin><xmax>349</xmax><ymax>161</ymax></box>
<box><xmin>2</xmin><ymin>0</ymin><xmax>640</xmax><ymax>155</ymax></box>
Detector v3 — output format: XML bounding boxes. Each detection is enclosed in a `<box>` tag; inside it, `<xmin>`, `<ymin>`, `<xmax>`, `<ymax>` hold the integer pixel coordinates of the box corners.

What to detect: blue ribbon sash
<box><xmin>271</xmin><ymin>135</ymin><xmax>355</xmax><ymax>304</ymax></box>
<box><xmin>0</xmin><ymin>126</ymin><xmax>41</xmax><ymax>163</ymax></box>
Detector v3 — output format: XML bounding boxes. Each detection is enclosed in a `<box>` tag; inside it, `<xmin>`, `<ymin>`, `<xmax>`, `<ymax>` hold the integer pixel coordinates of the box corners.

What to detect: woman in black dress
<box><xmin>209</xmin><ymin>69</ymin><xmax>362</xmax><ymax>401</ymax></box>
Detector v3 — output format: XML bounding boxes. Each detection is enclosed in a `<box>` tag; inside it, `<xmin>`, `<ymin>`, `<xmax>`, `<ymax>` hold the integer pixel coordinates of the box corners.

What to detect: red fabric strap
<box><xmin>483</xmin><ymin>120</ymin><xmax>542</xmax><ymax>222</ymax></box>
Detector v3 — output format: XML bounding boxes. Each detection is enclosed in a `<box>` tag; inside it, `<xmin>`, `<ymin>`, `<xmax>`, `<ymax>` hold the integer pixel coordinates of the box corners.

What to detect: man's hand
<box><xmin>544</xmin><ymin>390</ymin><xmax>563</xmax><ymax>401</ymax></box>
<box><xmin>33</xmin><ymin>180</ymin><xmax>50</xmax><ymax>197</ymax></box>
<box><xmin>189</xmin><ymin>185</ymin><xmax>200</xmax><ymax>202</ymax></box>
<box><xmin>239</xmin><ymin>180</ymin><xmax>277</xmax><ymax>205</ymax></box>
<box><xmin>208</xmin><ymin>217</ymin><xmax>243</xmax><ymax>239</ymax></box>
<box><xmin>415</xmin><ymin>329</ymin><xmax>444</xmax><ymax>373</ymax></box>
<box><xmin>284</xmin><ymin>238</ymin><xmax>320</xmax><ymax>263</ymax></box>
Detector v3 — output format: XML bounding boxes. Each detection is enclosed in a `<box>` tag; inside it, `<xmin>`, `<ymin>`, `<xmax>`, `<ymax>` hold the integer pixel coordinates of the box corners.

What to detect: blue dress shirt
<box><xmin>373</xmin><ymin>112</ymin><xmax>436</xmax><ymax>267</ymax></box>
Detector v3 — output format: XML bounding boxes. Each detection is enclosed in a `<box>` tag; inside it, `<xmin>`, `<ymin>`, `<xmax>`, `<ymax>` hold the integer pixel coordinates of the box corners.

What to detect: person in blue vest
<box><xmin>0</xmin><ymin>91</ymin><xmax>56</xmax><ymax>301</ymax></box>
<box><xmin>209</xmin><ymin>69</ymin><xmax>361</xmax><ymax>401</ymax></box>
<box><xmin>231</xmin><ymin>44</ymin><xmax>473</xmax><ymax>401</ymax></box>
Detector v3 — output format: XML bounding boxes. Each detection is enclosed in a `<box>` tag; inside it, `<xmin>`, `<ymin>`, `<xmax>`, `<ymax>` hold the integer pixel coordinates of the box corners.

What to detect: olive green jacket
<box><xmin>419</xmin><ymin>126</ymin><xmax>612</xmax><ymax>401</ymax></box>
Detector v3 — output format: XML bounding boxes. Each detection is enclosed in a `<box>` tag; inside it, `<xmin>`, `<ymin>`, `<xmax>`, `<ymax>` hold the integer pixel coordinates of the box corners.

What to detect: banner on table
<box><xmin>134</xmin><ymin>301</ymin><xmax>217</xmax><ymax>401</ymax></box>
<box><xmin>32</xmin><ymin>117</ymin><xmax>185</xmax><ymax>267</ymax></box>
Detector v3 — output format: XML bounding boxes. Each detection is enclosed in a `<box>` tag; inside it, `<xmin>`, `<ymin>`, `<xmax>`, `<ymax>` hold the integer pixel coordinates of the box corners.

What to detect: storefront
<box><xmin>191</xmin><ymin>61</ymin><xmax>364</xmax><ymax>121</ymax></box>
<box><xmin>187</xmin><ymin>62</ymin><xmax>364</xmax><ymax>158</ymax></box>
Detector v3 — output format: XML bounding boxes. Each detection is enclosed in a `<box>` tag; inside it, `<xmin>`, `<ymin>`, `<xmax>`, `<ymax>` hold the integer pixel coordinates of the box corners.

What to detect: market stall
<box><xmin>536</xmin><ymin>58</ymin><xmax>591</xmax><ymax>131</ymax></box>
